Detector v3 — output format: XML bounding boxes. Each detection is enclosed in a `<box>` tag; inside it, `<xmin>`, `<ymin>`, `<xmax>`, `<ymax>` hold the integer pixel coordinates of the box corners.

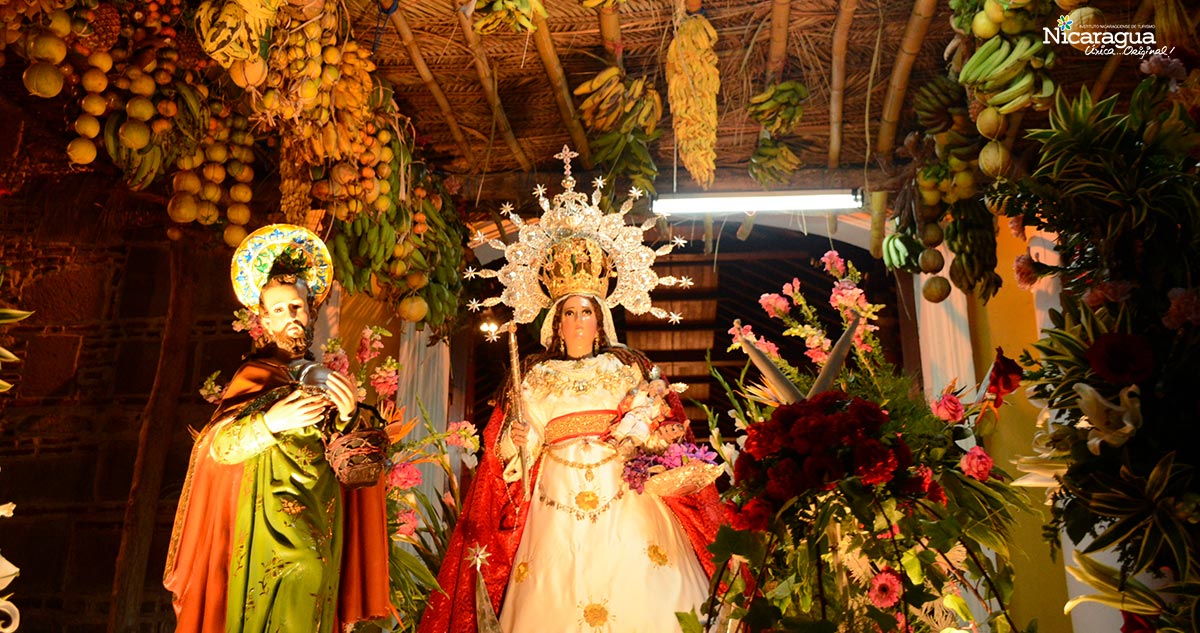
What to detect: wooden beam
<box><xmin>828</xmin><ymin>0</ymin><xmax>858</xmax><ymax>168</ymax></box>
<box><xmin>598</xmin><ymin>6</ymin><xmax>623</xmax><ymax>68</ymax></box>
<box><xmin>532</xmin><ymin>11</ymin><xmax>593</xmax><ymax>168</ymax></box>
<box><xmin>871</xmin><ymin>0</ymin><xmax>937</xmax><ymax>257</ymax></box>
<box><xmin>455</xmin><ymin>3</ymin><xmax>534</xmax><ymax>172</ymax></box>
<box><xmin>461</xmin><ymin>166</ymin><xmax>883</xmax><ymax>203</ymax></box>
<box><xmin>765</xmin><ymin>0</ymin><xmax>791</xmax><ymax>79</ymax></box>
<box><xmin>108</xmin><ymin>240</ymin><xmax>198</xmax><ymax>633</ymax></box>
<box><xmin>389</xmin><ymin>9</ymin><xmax>477</xmax><ymax>168</ymax></box>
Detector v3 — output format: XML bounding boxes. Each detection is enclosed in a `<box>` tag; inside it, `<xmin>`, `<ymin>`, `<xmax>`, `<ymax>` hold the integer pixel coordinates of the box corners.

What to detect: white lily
<box><xmin>1073</xmin><ymin>383</ymin><xmax>1141</xmax><ymax>455</ymax></box>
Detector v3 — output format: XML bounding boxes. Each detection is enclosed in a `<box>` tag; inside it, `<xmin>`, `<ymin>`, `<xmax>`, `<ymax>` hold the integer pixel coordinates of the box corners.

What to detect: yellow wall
<box><xmin>966</xmin><ymin>228</ymin><xmax>1073</xmax><ymax>633</ymax></box>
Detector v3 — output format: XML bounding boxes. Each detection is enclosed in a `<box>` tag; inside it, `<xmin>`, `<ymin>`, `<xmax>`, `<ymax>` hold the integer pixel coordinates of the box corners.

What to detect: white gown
<box><xmin>498</xmin><ymin>353</ymin><xmax>710</xmax><ymax>633</ymax></box>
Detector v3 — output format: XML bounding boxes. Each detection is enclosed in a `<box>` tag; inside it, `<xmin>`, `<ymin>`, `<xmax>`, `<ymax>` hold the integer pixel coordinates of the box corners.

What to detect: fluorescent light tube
<box><xmin>652</xmin><ymin>189</ymin><xmax>862</xmax><ymax>216</ymax></box>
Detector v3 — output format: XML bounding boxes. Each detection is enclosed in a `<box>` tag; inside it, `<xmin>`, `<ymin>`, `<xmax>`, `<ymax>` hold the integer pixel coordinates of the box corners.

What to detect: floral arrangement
<box><xmin>689</xmin><ymin>251</ymin><xmax>1032</xmax><ymax>633</ymax></box>
<box><xmin>993</xmin><ymin>69</ymin><xmax>1200</xmax><ymax>629</ymax></box>
<box><xmin>377</xmin><ymin>404</ymin><xmax>479</xmax><ymax>632</ymax></box>
<box><xmin>621</xmin><ymin>441</ymin><xmax>719</xmax><ymax>494</ymax></box>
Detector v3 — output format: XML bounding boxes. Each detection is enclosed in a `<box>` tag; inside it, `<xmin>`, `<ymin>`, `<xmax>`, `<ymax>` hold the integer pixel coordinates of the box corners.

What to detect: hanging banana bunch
<box><xmin>194</xmin><ymin>0</ymin><xmax>283</xmax><ymax>69</ymax></box>
<box><xmin>748</xmin><ymin>135</ymin><xmax>802</xmax><ymax>188</ymax></box>
<box><xmin>574</xmin><ymin>66</ymin><xmax>664</xmax><ymax>199</ymax></box>
<box><xmin>746</xmin><ymin>79</ymin><xmax>808</xmax><ymax>136</ymax></box>
<box><xmin>666</xmin><ymin>12</ymin><xmax>720</xmax><ymax>189</ymax></box>
<box><xmin>472</xmin><ymin>0</ymin><xmax>548</xmax><ymax>34</ymax></box>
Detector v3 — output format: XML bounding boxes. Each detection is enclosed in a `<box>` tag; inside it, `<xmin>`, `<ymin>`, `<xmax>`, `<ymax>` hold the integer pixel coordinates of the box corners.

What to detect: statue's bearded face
<box><xmin>259</xmin><ymin>282</ymin><xmax>314</xmax><ymax>357</ymax></box>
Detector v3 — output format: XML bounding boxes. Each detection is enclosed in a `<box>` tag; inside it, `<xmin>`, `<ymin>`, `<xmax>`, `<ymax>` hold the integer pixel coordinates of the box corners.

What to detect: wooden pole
<box><xmin>765</xmin><ymin>0</ymin><xmax>791</xmax><ymax>79</ymax></box>
<box><xmin>532</xmin><ymin>11</ymin><xmax>593</xmax><ymax>168</ymax></box>
<box><xmin>870</xmin><ymin>0</ymin><xmax>937</xmax><ymax>257</ymax></box>
<box><xmin>828</xmin><ymin>0</ymin><xmax>859</xmax><ymax>169</ymax></box>
<box><xmin>108</xmin><ymin>239</ymin><xmax>198</xmax><ymax>633</ymax></box>
<box><xmin>598</xmin><ymin>6</ymin><xmax>623</xmax><ymax>69</ymax></box>
<box><xmin>1089</xmin><ymin>0</ymin><xmax>1154</xmax><ymax>100</ymax></box>
<box><xmin>389</xmin><ymin>9</ymin><xmax>478</xmax><ymax>168</ymax></box>
<box><xmin>455</xmin><ymin>3</ymin><xmax>535</xmax><ymax>172</ymax></box>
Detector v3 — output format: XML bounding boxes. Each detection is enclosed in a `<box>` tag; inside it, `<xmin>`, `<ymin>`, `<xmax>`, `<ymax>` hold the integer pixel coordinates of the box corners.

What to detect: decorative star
<box><xmin>679</xmin><ymin>276</ymin><xmax>694</xmax><ymax>288</ymax></box>
<box><xmin>484</xmin><ymin>329</ymin><xmax>500</xmax><ymax>343</ymax></box>
<box><xmin>668</xmin><ymin>311</ymin><xmax>682</xmax><ymax>324</ymax></box>
<box><xmin>628</xmin><ymin>187</ymin><xmax>644</xmax><ymax>200</ymax></box>
<box><xmin>533</xmin><ymin>184</ymin><xmax>547</xmax><ymax>198</ymax></box>
<box><xmin>466</xmin><ymin>543</ymin><xmax>492</xmax><ymax>571</ymax></box>
<box><xmin>593</xmin><ymin>176</ymin><xmax>606</xmax><ymax>191</ymax></box>
<box><xmin>464</xmin><ymin>266</ymin><xmax>479</xmax><ymax>280</ymax></box>
<box><xmin>473</xmin><ymin>230</ymin><xmax>487</xmax><ymax>244</ymax></box>
<box><xmin>467</xmin><ymin>298</ymin><xmax>482</xmax><ymax>311</ymax></box>
<box><xmin>500</xmin><ymin>202</ymin><xmax>515</xmax><ymax>216</ymax></box>
<box><xmin>671</xmin><ymin>236</ymin><xmax>688</xmax><ymax>248</ymax></box>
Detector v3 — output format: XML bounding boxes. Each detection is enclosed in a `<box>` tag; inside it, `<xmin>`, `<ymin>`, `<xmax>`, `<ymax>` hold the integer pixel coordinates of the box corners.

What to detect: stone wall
<box><xmin>0</xmin><ymin>174</ymin><xmax>250</xmax><ymax>632</ymax></box>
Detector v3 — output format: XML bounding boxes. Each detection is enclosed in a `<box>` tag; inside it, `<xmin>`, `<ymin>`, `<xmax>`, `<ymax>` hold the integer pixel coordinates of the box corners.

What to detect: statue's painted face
<box><xmin>559</xmin><ymin>295</ymin><xmax>598</xmax><ymax>357</ymax></box>
<box><xmin>259</xmin><ymin>282</ymin><xmax>313</xmax><ymax>356</ymax></box>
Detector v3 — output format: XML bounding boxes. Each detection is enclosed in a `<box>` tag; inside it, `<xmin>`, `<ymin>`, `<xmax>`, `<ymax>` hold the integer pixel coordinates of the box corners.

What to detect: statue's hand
<box><xmin>510</xmin><ymin>418</ymin><xmax>530</xmax><ymax>448</ymax></box>
<box><xmin>323</xmin><ymin>371</ymin><xmax>359</xmax><ymax>421</ymax></box>
<box><xmin>263</xmin><ymin>391</ymin><xmax>328</xmax><ymax>432</ymax></box>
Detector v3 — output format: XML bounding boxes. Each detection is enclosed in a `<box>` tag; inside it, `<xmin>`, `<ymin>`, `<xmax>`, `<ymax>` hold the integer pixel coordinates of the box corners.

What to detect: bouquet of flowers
<box><xmin>622</xmin><ymin>441</ymin><xmax>719</xmax><ymax>496</ymax></box>
<box><xmin>688</xmin><ymin>250</ymin><xmax>1032</xmax><ymax>633</ymax></box>
<box><xmin>993</xmin><ymin>69</ymin><xmax>1200</xmax><ymax>629</ymax></box>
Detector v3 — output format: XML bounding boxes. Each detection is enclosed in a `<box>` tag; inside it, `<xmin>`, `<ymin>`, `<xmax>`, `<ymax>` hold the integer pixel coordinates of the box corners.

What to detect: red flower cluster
<box><xmin>728</xmin><ymin>391</ymin><xmax>925</xmax><ymax>529</ymax></box>
<box><xmin>986</xmin><ymin>348</ymin><xmax>1022</xmax><ymax>406</ymax></box>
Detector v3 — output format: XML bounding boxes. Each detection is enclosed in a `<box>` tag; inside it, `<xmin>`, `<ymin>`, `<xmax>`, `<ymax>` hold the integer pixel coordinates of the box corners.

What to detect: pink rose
<box><xmin>387</xmin><ymin>462</ymin><xmax>423</xmax><ymax>490</ymax></box>
<box><xmin>959</xmin><ymin>446</ymin><xmax>994</xmax><ymax>481</ymax></box>
<box><xmin>931</xmin><ymin>393</ymin><xmax>965</xmax><ymax>423</ymax></box>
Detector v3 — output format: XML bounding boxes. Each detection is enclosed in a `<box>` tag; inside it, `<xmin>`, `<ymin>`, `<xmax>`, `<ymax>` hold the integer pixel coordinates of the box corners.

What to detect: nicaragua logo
<box><xmin>1042</xmin><ymin>10</ymin><xmax>1167</xmax><ymax>56</ymax></box>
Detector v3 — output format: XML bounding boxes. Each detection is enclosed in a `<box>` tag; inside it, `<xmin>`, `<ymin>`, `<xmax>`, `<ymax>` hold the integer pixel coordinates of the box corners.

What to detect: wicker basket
<box><xmin>643</xmin><ymin>461</ymin><xmax>723</xmax><ymax>497</ymax></box>
<box><xmin>325</xmin><ymin>425</ymin><xmax>389</xmax><ymax>489</ymax></box>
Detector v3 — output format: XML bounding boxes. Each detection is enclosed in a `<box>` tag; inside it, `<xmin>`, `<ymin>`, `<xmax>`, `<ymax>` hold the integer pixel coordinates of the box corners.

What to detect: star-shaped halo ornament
<box><xmin>485</xmin><ymin>329</ymin><xmax>501</xmax><ymax>343</ymax></box>
<box><xmin>466</xmin><ymin>543</ymin><xmax>492</xmax><ymax>571</ymax></box>
<box><xmin>467</xmin><ymin>298</ymin><xmax>483</xmax><ymax>312</ymax></box>
<box><xmin>672</xmin><ymin>236</ymin><xmax>688</xmax><ymax>248</ymax></box>
<box><xmin>464</xmin><ymin>266</ymin><xmax>480</xmax><ymax>280</ymax></box>
<box><xmin>471</xmin><ymin>147</ymin><xmax>689</xmax><ymax>327</ymax></box>
<box><xmin>668</xmin><ymin>312</ymin><xmax>682</xmax><ymax>324</ymax></box>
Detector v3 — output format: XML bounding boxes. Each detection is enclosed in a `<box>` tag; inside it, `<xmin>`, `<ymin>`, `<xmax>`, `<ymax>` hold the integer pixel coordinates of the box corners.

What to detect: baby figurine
<box><xmin>608</xmin><ymin>367</ymin><xmax>680</xmax><ymax>454</ymax></box>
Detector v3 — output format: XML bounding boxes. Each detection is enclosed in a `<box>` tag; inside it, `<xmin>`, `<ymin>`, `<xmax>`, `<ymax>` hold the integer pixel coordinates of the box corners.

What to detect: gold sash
<box><xmin>544</xmin><ymin>410</ymin><xmax>617</xmax><ymax>445</ymax></box>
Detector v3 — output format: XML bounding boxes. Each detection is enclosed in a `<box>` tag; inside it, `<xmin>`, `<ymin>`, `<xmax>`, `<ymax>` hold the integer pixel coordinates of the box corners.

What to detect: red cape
<box><xmin>417</xmin><ymin>391</ymin><xmax>722</xmax><ymax>633</ymax></box>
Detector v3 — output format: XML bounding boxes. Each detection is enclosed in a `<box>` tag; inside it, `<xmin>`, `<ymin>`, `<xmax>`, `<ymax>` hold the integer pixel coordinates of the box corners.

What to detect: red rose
<box><xmin>1085</xmin><ymin>333</ymin><xmax>1155</xmax><ymax>386</ymax></box>
<box><xmin>730</xmin><ymin>497</ymin><xmax>774</xmax><ymax>532</ymax></box>
<box><xmin>733</xmin><ymin>451</ymin><xmax>763</xmax><ymax>486</ymax></box>
<box><xmin>743</xmin><ymin>419</ymin><xmax>784</xmax><ymax>459</ymax></box>
<box><xmin>802</xmin><ymin>454</ymin><xmax>844</xmax><ymax>491</ymax></box>
<box><xmin>986</xmin><ymin>347</ymin><xmax>1023</xmax><ymax>406</ymax></box>
<box><xmin>931</xmin><ymin>393</ymin><xmax>965</xmax><ymax>422</ymax></box>
<box><xmin>765</xmin><ymin>457</ymin><xmax>805</xmax><ymax>501</ymax></box>
<box><xmin>853</xmin><ymin>439</ymin><xmax>897</xmax><ymax>486</ymax></box>
<box><xmin>847</xmin><ymin>397</ymin><xmax>887</xmax><ymax>432</ymax></box>
<box><xmin>959</xmin><ymin>446</ymin><xmax>994</xmax><ymax>481</ymax></box>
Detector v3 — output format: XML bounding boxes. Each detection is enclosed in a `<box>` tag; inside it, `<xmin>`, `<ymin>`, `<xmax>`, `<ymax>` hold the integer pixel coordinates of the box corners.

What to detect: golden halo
<box><xmin>230</xmin><ymin>224</ymin><xmax>333</xmax><ymax>308</ymax></box>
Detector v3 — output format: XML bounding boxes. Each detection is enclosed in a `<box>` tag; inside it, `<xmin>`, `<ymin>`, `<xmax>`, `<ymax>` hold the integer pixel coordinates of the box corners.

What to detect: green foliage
<box><xmin>0</xmin><ymin>270</ymin><xmax>33</xmax><ymax>393</ymax></box>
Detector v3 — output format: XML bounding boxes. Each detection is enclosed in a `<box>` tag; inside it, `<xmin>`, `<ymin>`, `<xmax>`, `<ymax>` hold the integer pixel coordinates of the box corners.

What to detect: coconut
<box><xmin>229</xmin><ymin>183</ymin><xmax>253</xmax><ymax>203</ymax></box>
<box><xmin>74</xmin><ymin>114</ymin><xmax>101</xmax><ymax>138</ymax></box>
<box><xmin>118</xmin><ymin>119</ymin><xmax>151</xmax><ymax>150</ymax></box>
<box><xmin>80</xmin><ymin>91</ymin><xmax>108</xmax><ymax>115</ymax></box>
<box><xmin>226</xmin><ymin>202</ymin><xmax>251</xmax><ymax>226</ymax></box>
<box><xmin>23</xmin><ymin>62</ymin><xmax>65</xmax><ymax>98</ymax></box>
<box><xmin>1067</xmin><ymin>7</ymin><xmax>1104</xmax><ymax>51</ymax></box>
<box><xmin>922</xmin><ymin>276</ymin><xmax>952</xmax><ymax>303</ymax></box>
<box><xmin>67</xmin><ymin>137</ymin><xmax>98</xmax><ymax>164</ymax></box>
<box><xmin>31</xmin><ymin>33</ymin><xmax>68</xmax><ymax>64</ymax></box>
<box><xmin>125</xmin><ymin>95</ymin><xmax>156</xmax><ymax>121</ymax></box>
<box><xmin>919</xmin><ymin>248</ymin><xmax>946</xmax><ymax>274</ymax></box>
<box><xmin>976</xmin><ymin>107</ymin><xmax>1006</xmax><ymax>140</ymax></box>
<box><xmin>979</xmin><ymin>140</ymin><xmax>1011</xmax><ymax>179</ymax></box>
<box><xmin>172</xmin><ymin>170</ymin><xmax>202</xmax><ymax>194</ymax></box>
<box><xmin>167</xmin><ymin>192</ymin><xmax>199</xmax><ymax>223</ymax></box>
<box><xmin>223</xmin><ymin>224</ymin><xmax>248</xmax><ymax>248</ymax></box>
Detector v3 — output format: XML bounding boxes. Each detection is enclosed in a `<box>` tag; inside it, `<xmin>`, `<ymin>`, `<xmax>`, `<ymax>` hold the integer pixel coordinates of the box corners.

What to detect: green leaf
<box><xmin>0</xmin><ymin>379</ymin><xmax>11</xmax><ymax>393</ymax></box>
<box><xmin>0</xmin><ymin>347</ymin><xmax>17</xmax><ymax>363</ymax></box>
<box><xmin>707</xmin><ymin>524</ymin><xmax>768</xmax><ymax>568</ymax></box>
<box><xmin>0</xmin><ymin>309</ymin><xmax>33</xmax><ymax>324</ymax></box>
<box><xmin>944</xmin><ymin>593</ymin><xmax>974</xmax><ymax>623</ymax></box>
<box><xmin>901</xmin><ymin>547</ymin><xmax>925</xmax><ymax>585</ymax></box>
<box><xmin>675</xmin><ymin>610</ymin><xmax>703</xmax><ymax>633</ymax></box>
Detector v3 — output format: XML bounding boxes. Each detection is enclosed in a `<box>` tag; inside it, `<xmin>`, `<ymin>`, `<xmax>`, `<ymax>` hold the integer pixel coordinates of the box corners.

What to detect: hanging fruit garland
<box><xmin>574</xmin><ymin>65</ymin><xmax>664</xmax><ymax>200</ymax></box>
<box><xmin>746</xmin><ymin>79</ymin><xmax>808</xmax><ymax>188</ymax></box>
<box><xmin>665</xmin><ymin>9</ymin><xmax>719</xmax><ymax>190</ymax></box>
<box><xmin>471</xmin><ymin>0</ymin><xmax>547</xmax><ymax>34</ymax></box>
